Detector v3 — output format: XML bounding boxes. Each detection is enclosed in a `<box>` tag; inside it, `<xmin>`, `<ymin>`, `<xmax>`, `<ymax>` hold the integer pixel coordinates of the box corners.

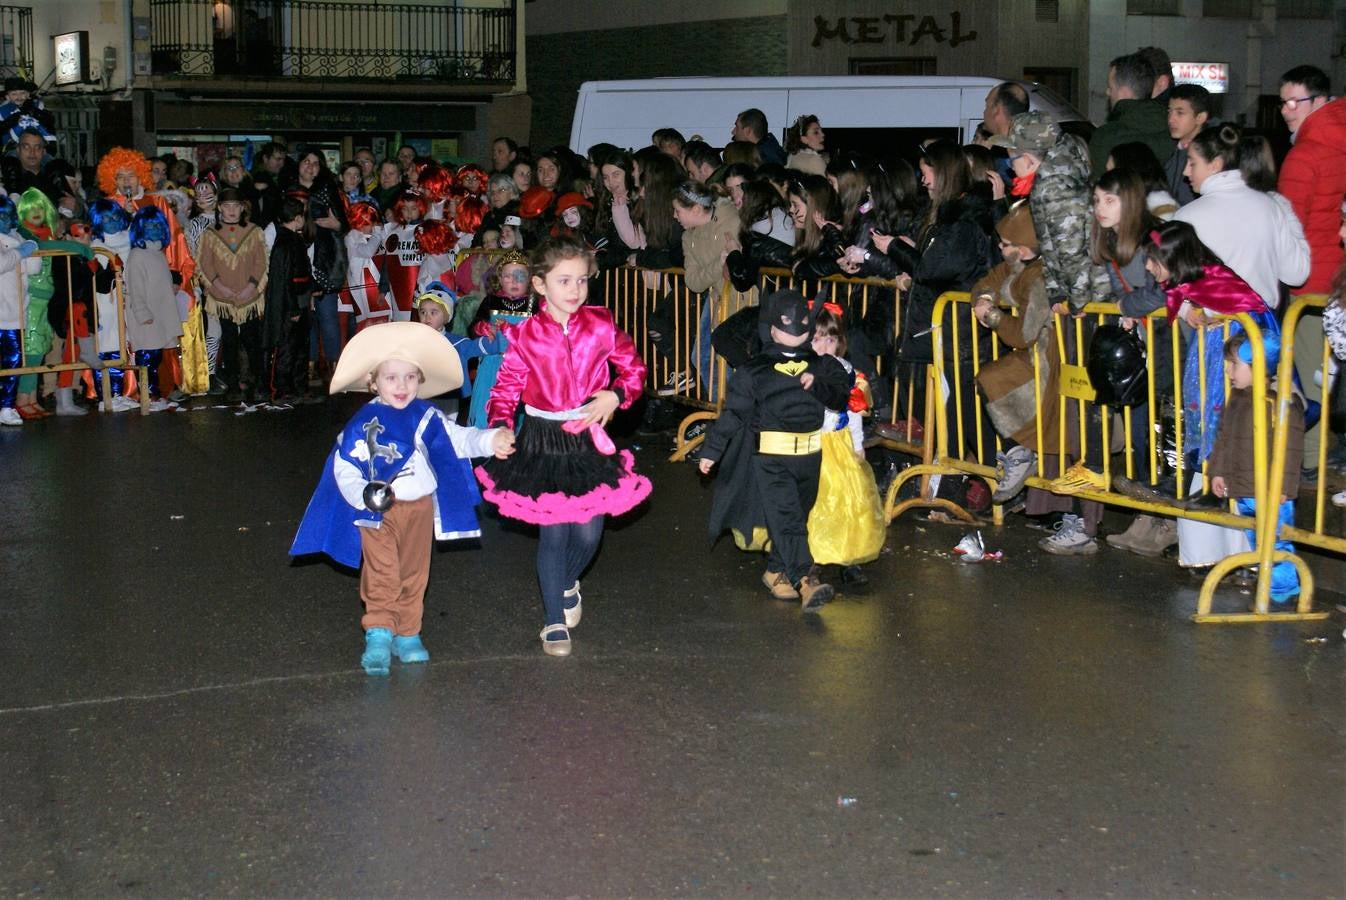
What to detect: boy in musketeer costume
<box><xmin>291</xmin><ymin>321</ymin><xmax>515</xmax><ymax>675</ymax></box>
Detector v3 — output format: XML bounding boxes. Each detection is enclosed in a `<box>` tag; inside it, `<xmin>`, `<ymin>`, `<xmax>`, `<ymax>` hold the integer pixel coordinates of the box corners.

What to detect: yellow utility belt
<box><xmin>758</xmin><ymin>430</ymin><xmax>822</xmax><ymax>455</ymax></box>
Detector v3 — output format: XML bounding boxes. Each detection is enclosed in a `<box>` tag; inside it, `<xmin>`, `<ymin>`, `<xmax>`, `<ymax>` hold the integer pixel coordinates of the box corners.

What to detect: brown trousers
<box><xmin>360</xmin><ymin>495</ymin><xmax>433</xmax><ymax>636</ymax></box>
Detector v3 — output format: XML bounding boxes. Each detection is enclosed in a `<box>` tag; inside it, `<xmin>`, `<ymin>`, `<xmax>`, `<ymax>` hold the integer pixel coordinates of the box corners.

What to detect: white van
<box><xmin>569</xmin><ymin>75</ymin><xmax>1089</xmax><ymax>157</ymax></box>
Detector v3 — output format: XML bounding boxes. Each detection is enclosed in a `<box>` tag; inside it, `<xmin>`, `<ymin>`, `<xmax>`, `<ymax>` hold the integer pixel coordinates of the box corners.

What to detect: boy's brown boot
<box><xmin>799</xmin><ymin>574</ymin><xmax>834</xmax><ymax>612</ymax></box>
<box><xmin>762</xmin><ymin>569</ymin><xmax>799</xmax><ymax>600</ymax></box>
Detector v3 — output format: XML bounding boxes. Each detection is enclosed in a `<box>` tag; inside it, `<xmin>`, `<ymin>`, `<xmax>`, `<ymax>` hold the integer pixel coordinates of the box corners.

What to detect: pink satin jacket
<box><xmin>486</xmin><ymin>303</ymin><xmax>646</xmax><ymax>426</ymax></box>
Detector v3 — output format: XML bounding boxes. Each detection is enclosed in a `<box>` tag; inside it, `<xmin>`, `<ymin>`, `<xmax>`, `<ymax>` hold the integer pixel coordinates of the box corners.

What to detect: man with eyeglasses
<box><xmin>1277</xmin><ymin>64</ymin><xmax>1345</xmax><ymax>477</ymax></box>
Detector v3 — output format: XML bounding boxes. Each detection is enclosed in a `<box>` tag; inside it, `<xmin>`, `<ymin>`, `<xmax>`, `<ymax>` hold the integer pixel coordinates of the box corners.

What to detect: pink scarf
<box><xmin>1164</xmin><ymin>264</ymin><xmax>1267</xmax><ymax>321</ymax></box>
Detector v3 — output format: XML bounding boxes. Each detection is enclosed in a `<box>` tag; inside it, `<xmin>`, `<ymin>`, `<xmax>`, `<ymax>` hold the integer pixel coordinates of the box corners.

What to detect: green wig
<box><xmin>16</xmin><ymin>187</ymin><xmax>57</xmax><ymax>237</ymax></box>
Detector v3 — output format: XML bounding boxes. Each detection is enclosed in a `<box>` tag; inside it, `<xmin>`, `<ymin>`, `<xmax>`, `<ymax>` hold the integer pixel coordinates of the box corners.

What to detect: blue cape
<box><xmin>290</xmin><ymin>399</ymin><xmax>482</xmax><ymax>568</ymax></box>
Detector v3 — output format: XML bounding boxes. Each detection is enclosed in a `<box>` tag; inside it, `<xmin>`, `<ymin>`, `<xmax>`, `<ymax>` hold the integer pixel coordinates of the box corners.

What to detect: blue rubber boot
<box><xmin>361</xmin><ymin>628</ymin><xmax>393</xmax><ymax>675</ymax></box>
<box><xmin>392</xmin><ymin>634</ymin><xmax>430</xmax><ymax>663</ymax></box>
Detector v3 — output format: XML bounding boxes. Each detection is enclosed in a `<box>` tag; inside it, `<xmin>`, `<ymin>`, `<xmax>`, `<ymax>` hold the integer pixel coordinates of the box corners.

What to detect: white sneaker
<box><xmin>656</xmin><ymin>371</ymin><xmax>693</xmax><ymax>397</ymax></box>
<box><xmin>146</xmin><ymin>398</ymin><xmax>171</xmax><ymax>412</ymax></box>
<box><xmin>1332</xmin><ymin>490</ymin><xmax>1346</xmax><ymax>509</ymax></box>
<box><xmin>100</xmin><ymin>395</ymin><xmax>138</xmax><ymax>413</ymax></box>
<box><xmin>1039</xmin><ymin>513</ymin><xmax>1099</xmax><ymax>555</ymax></box>
<box><xmin>992</xmin><ymin>445</ymin><xmax>1037</xmax><ymax>503</ymax></box>
<box><xmin>0</xmin><ymin>406</ymin><xmax>22</xmax><ymax>426</ymax></box>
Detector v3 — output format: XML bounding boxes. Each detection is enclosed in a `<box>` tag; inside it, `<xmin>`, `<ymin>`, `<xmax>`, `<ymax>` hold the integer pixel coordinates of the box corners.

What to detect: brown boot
<box><xmin>762</xmin><ymin>569</ymin><xmax>799</xmax><ymax>600</ymax></box>
<box><xmin>1131</xmin><ymin>517</ymin><xmax>1177</xmax><ymax>557</ymax></box>
<box><xmin>1106</xmin><ymin>514</ymin><xmax>1156</xmax><ymax>554</ymax></box>
<box><xmin>799</xmin><ymin>574</ymin><xmax>834</xmax><ymax>612</ymax></box>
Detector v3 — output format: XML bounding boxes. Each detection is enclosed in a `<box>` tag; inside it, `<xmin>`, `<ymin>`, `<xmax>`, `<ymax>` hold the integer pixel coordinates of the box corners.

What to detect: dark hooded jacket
<box><xmin>886</xmin><ymin>184</ymin><xmax>998</xmax><ymax>364</ymax></box>
<box><xmin>1088</xmin><ymin>98</ymin><xmax>1173</xmax><ymax>178</ymax></box>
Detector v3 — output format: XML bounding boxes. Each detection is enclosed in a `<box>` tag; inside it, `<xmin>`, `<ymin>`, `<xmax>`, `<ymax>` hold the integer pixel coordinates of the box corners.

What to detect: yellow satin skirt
<box><xmin>808</xmin><ymin>430</ymin><xmax>886</xmax><ymax>565</ymax></box>
<box><xmin>178</xmin><ymin>301</ymin><xmax>210</xmax><ymax>394</ymax></box>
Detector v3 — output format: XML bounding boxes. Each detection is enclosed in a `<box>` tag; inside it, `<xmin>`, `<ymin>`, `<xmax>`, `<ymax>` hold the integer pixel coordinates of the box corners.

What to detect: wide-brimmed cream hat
<box><xmin>329</xmin><ymin>321</ymin><xmax>464</xmax><ymax>398</ymax></box>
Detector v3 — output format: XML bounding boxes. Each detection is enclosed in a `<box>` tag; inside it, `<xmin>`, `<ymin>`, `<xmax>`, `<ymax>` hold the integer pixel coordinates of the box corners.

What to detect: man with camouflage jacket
<box><xmin>992</xmin><ymin>111</ymin><xmax>1111</xmax><ymax>312</ymax></box>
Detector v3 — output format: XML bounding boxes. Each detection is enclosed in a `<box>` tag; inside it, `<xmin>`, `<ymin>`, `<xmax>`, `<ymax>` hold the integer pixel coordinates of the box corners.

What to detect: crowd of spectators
<box><xmin>1</xmin><ymin>55</ymin><xmax>1343</xmax><ymax>583</ymax></box>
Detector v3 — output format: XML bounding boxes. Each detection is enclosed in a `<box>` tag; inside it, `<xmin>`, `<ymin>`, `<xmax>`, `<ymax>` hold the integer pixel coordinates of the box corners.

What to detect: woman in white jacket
<box><xmin>1173</xmin><ymin>124</ymin><xmax>1309</xmax><ymax>308</ymax></box>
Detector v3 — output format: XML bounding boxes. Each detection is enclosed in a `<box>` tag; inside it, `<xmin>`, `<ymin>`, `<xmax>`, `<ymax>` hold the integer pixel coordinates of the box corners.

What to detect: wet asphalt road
<box><xmin>1</xmin><ymin>399</ymin><xmax>1342</xmax><ymax>898</ymax></box>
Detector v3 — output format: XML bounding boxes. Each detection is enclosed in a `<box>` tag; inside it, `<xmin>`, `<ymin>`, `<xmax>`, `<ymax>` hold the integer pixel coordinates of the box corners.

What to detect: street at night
<box><xmin>2</xmin><ymin>404</ymin><xmax>1341</xmax><ymax>896</ymax></box>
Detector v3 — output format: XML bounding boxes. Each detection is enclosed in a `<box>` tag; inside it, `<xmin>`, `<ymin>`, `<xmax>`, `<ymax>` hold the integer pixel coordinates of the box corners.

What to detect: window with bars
<box><xmin>1127</xmin><ymin>0</ymin><xmax>1180</xmax><ymax>14</ymax></box>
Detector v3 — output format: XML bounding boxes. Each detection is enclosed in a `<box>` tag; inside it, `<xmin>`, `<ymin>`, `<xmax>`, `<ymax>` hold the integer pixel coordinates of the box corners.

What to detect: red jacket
<box><xmin>1278</xmin><ymin>98</ymin><xmax>1346</xmax><ymax>296</ymax></box>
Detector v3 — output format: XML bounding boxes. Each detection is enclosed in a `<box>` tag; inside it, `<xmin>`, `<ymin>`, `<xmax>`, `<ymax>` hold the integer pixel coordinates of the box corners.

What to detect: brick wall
<box><xmin>527</xmin><ymin>14</ymin><xmax>789</xmax><ymax>151</ymax></box>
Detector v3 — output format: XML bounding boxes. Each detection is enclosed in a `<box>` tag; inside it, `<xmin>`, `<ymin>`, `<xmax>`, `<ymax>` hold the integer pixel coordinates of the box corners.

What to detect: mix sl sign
<box><xmin>1172</xmin><ymin>62</ymin><xmax>1229</xmax><ymax>94</ymax></box>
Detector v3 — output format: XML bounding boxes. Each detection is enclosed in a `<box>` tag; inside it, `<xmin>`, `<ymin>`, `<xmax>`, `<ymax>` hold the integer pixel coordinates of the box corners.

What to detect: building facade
<box><xmin>5</xmin><ymin>1</ymin><xmax>1342</xmax><ymax>167</ymax></box>
<box><xmin>526</xmin><ymin>0</ymin><xmax>1344</xmax><ymax>151</ymax></box>
<box><xmin>11</xmin><ymin>0</ymin><xmax>528</xmax><ymax>169</ymax></box>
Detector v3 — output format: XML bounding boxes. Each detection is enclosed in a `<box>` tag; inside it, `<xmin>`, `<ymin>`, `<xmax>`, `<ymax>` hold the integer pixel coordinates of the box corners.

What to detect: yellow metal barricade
<box><xmin>600</xmin><ymin>265</ymin><xmax>722</xmax><ymax>461</ymax></box>
<box><xmin>600</xmin><ymin>264</ymin><xmax>907</xmax><ymax>463</ymax></box>
<box><xmin>1194</xmin><ymin>295</ymin><xmax>1340</xmax><ymax>622</ymax></box>
<box><xmin>884</xmin><ymin>291</ymin><xmax>1328</xmax><ymax>619</ymax></box>
<box><xmin>1</xmin><ymin>248</ymin><xmax>149</xmax><ymax>415</ymax></box>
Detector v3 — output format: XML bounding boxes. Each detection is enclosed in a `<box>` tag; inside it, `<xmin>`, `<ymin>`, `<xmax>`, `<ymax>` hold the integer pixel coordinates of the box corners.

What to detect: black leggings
<box><xmin>536</xmin><ymin>516</ymin><xmax>604</xmax><ymax>627</ymax></box>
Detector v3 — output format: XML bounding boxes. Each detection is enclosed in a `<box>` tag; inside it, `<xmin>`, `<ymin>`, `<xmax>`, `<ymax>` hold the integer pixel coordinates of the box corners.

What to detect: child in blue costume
<box><xmin>413</xmin><ymin>281</ymin><xmax>507</xmax><ymax>415</ymax></box>
<box><xmin>88</xmin><ymin>199</ymin><xmax>135</xmax><ymax>409</ymax></box>
<box><xmin>1208</xmin><ymin>331</ymin><xmax>1305</xmax><ymax>605</ymax></box>
<box><xmin>291</xmin><ymin>321</ymin><xmax>516</xmax><ymax>675</ymax></box>
<box><xmin>467</xmin><ymin>249</ymin><xmax>535</xmax><ymax>427</ymax></box>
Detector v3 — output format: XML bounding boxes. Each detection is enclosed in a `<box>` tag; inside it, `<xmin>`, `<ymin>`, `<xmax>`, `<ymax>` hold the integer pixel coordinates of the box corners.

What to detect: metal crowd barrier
<box><xmin>2</xmin><ymin>248</ymin><xmax>149</xmax><ymax>415</ymax></box>
<box><xmin>884</xmin><ymin>290</ymin><xmax>1333</xmax><ymax>621</ymax></box>
<box><xmin>1246</xmin><ymin>294</ymin><xmax>1345</xmax><ymax>623</ymax></box>
<box><xmin>598</xmin><ymin>264</ymin><xmax>912</xmax><ymax>463</ymax></box>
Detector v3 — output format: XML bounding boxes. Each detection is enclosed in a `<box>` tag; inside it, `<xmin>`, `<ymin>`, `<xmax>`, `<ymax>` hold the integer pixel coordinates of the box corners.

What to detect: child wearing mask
<box><xmin>699</xmin><ymin>289</ymin><xmax>852</xmax><ymax>612</ymax></box>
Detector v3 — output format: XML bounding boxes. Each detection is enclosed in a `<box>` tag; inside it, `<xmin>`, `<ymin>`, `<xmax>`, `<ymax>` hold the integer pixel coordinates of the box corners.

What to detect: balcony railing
<box><xmin>0</xmin><ymin>5</ymin><xmax>34</xmax><ymax>81</ymax></box>
<box><xmin>149</xmin><ymin>0</ymin><xmax>515</xmax><ymax>83</ymax></box>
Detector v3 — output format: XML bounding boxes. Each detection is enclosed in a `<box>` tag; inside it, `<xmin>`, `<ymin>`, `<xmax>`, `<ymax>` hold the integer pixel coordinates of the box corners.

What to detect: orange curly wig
<box><xmin>96</xmin><ymin>147</ymin><xmax>153</xmax><ymax>196</ymax></box>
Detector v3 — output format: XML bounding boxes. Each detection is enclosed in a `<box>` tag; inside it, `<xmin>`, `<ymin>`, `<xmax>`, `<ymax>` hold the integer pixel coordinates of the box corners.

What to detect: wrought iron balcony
<box><xmin>149</xmin><ymin>0</ymin><xmax>516</xmax><ymax>84</ymax></box>
<box><xmin>0</xmin><ymin>5</ymin><xmax>34</xmax><ymax>82</ymax></box>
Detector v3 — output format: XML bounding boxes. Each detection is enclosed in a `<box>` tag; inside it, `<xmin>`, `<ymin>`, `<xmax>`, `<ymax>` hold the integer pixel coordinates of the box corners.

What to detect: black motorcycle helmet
<box><xmin>1087</xmin><ymin>324</ymin><xmax>1147</xmax><ymax>406</ymax></box>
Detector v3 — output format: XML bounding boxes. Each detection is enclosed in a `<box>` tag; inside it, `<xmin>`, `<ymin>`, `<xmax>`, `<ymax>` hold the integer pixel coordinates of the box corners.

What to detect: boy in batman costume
<box><xmin>699</xmin><ymin>289</ymin><xmax>853</xmax><ymax>611</ymax></box>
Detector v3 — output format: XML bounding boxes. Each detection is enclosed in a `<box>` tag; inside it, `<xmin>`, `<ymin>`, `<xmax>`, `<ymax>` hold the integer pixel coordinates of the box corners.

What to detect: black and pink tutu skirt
<box><xmin>476</xmin><ymin>412</ymin><xmax>651</xmax><ymax>525</ymax></box>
